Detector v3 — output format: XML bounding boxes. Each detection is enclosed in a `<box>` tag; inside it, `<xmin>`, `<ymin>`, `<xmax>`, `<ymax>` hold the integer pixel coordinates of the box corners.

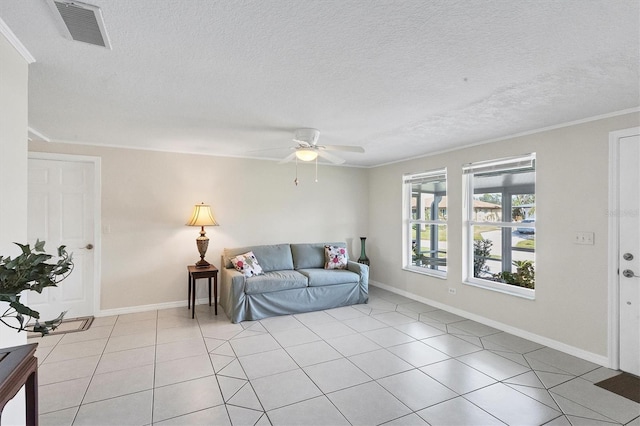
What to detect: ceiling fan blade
<box><xmin>318</xmin><ymin>150</ymin><xmax>345</xmax><ymax>165</ymax></box>
<box><xmin>322</xmin><ymin>145</ymin><xmax>365</xmax><ymax>153</ymax></box>
<box><xmin>278</xmin><ymin>152</ymin><xmax>297</xmax><ymax>164</ymax></box>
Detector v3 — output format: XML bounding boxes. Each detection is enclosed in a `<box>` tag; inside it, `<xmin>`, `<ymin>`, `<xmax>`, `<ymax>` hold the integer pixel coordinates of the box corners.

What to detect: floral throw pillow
<box><xmin>231</xmin><ymin>251</ymin><xmax>264</xmax><ymax>277</ymax></box>
<box><xmin>324</xmin><ymin>245</ymin><xmax>348</xmax><ymax>270</ymax></box>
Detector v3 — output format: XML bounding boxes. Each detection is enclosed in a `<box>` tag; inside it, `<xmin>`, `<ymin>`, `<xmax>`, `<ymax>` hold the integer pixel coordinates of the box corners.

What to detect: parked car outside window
<box><xmin>517</xmin><ymin>218</ymin><xmax>535</xmax><ymax>234</ymax></box>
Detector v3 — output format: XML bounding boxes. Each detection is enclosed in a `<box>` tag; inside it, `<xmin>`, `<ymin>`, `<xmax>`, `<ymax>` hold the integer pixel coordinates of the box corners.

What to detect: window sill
<box><xmin>403</xmin><ymin>266</ymin><xmax>447</xmax><ymax>280</ymax></box>
<box><xmin>463</xmin><ymin>277</ymin><xmax>535</xmax><ymax>299</ymax></box>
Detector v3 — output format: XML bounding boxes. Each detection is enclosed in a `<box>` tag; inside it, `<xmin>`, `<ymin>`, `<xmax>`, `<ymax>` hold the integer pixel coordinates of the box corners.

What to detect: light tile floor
<box><xmin>31</xmin><ymin>287</ymin><xmax>640</xmax><ymax>426</ymax></box>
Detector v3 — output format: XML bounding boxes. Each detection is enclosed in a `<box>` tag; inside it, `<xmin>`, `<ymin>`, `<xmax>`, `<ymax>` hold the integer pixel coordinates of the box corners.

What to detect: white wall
<box><xmin>29</xmin><ymin>113</ymin><xmax>640</xmax><ymax>362</ymax></box>
<box><xmin>0</xmin><ymin>27</ymin><xmax>29</xmax><ymax>426</ymax></box>
<box><xmin>0</xmin><ymin>33</ymin><xmax>28</xmax><ymax>269</ymax></box>
<box><xmin>368</xmin><ymin>112</ymin><xmax>640</xmax><ymax>360</ymax></box>
<box><xmin>28</xmin><ymin>142</ymin><xmax>370</xmax><ymax>312</ymax></box>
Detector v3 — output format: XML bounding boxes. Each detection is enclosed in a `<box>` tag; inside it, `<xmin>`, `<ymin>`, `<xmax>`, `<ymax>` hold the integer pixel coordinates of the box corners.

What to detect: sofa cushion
<box><xmin>297</xmin><ymin>268</ymin><xmax>360</xmax><ymax>287</ymax></box>
<box><xmin>231</xmin><ymin>251</ymin><xmax>264</xmax><ymax>277</ymax></box>
<box><xmin>224</xmin><ymin>244</ymin><xmax>294</xmax><ymax>272</ymax></box>
<box><xmin>324</xmin><ymin>245</ymin><xmax>348</xmax><ymax>270</ymax></box>
<box><xmin>244</xmin><ymin>270</ymin><xmax>308</xmax><ymax>294</ymax></box>
<box><xmin>291</xmin><ymin>242</ymin><xmax>346</xmax><ymax>269</ymax></box>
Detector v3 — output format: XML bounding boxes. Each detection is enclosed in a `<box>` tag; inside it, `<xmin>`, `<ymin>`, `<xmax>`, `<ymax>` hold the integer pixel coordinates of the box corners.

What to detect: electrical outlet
<box><xmin>574</xmin><ymin>232</ymin><xmax>594</xmax><ymax>245</ymax></box>
<box><xmin>448</xmin><ymin>287</ymin><xmax>456</xmax><ymax>295</ymax></box>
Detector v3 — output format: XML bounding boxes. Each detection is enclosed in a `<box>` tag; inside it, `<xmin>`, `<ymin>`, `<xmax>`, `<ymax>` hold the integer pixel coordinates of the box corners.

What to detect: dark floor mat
<box><xmin>27</xmin><ymin>316</ymin><xmax>94</xmax><ymax>338</ymax></box>
<box><xmin>595</xmin><ymin>372</ymin><xmax>640</xmax><ymax>403</ymax></box>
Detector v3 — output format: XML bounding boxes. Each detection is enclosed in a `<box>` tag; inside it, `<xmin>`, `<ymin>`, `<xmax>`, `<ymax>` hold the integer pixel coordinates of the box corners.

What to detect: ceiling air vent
<box><xmin>47</xmin><ymin>0</ymin><xmax>112</xmax><ymax>49</ymax></box>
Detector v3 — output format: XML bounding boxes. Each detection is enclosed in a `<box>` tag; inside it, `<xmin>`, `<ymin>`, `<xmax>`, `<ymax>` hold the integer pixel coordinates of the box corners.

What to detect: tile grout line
<box><xmin>198</xmin><ymin>306</ymin><xmax>246</xmax><ymax>425</ymax></box>
<box><xmin>149</xmin><ymin>309</ymin><xmax>159</xmax><ymax>425</ymax></box>
<box><xmin>37</xmin><ymin>291</ymin><xmax>635</xmax><ymax>426</ymax></box>
<box><xmin>72</xmin><ymin>314</ymin><xmax>118</xmax><ymax>424</ymax></box>
<box><xmin>385</xmin><ymin>301</ymin><xmax>505</xmax><ymax>426</ymax></box>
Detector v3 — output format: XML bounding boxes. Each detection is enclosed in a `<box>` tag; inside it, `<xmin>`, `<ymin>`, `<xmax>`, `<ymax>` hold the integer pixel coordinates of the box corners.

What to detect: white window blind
<box><xmin>403</xmin><ymin>170</ymin><xmax>446</xmax><ymax>184</ymax></box>
<box><xmin>463</xmin><ymin>154</ymin><xmax>535</xmax><ymax>175</ymax></box>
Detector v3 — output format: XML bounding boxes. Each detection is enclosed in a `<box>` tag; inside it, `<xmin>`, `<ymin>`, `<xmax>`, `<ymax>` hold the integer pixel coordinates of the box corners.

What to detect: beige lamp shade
<box><xmin>295</xmin><ymin>149</ymin><xmax>318</xmax><ymax>162</ymax></box>
<box><xmin>186</xmin><ymin>203</ymin><xmax>219</xmax><ymax>227</ymax></box>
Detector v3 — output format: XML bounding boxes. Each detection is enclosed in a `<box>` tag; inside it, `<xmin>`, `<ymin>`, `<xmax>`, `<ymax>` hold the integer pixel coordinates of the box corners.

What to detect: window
<box><xmin>403</xmin><ymin>169</ymin><xmax>447</xmax><ymax>277</ymax></box>
<box><xmin>463</xmin><ymin>154</ymin><xmax>536</xmax><ymax>298</ymax></box>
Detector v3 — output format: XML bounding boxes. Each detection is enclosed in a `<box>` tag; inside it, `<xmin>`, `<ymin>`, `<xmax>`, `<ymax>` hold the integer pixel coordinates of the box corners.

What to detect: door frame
<box><xmin>607</xmin><ymin>126</ymin><xmax>639</xmax><ymax>370</ymax></box>
<box><xmin>27</xmin><ymin>152</ymin><xmax>102</xmax><ymax>316</ymax></box>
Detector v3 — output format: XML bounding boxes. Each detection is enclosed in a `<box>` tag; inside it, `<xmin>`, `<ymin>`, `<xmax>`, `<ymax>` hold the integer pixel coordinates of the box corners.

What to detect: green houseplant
<box><xmin>493</xmin><ymin>259</ymin><xmax>535</xmax><ymax>289</ymax></box>
<box><xmin>0</xmin><ymin>240</ymin><xmax>73</xmax><ymax>335</ymax></box>
<box><xmin>473</xmin><ymin>239</ymin><xmax>493</xmax><ymax>278</ymax></box>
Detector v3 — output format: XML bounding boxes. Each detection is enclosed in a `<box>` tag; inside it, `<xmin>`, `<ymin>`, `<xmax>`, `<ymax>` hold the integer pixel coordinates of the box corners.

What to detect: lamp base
<box><xmin>195</xmin><ymin>230</ymin><xmax>210</xmax><ymax>268</ymax></box>
<box><xmin>195</xmin><ymin>259</ymin><xmax>211</xmax><ymax>268</ymax></box>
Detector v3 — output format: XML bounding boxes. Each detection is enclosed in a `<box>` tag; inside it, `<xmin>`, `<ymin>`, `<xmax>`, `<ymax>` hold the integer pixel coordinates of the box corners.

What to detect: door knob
<box><xmin>84</xmin><ymin>244</ymin><xmax>94</xmax><ymax>250</ymax></box>
<box><xmin>622</xmin><ymin>269</ymin><xmax>639</xmax><ymax>278</ymax></box>
<box><xmin>623</xmin><ymin>253</ymin><xmax>634</xmax><ymax>261</ymax></box>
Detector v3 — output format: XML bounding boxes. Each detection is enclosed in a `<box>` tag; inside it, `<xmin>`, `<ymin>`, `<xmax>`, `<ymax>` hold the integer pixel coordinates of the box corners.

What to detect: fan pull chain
<box><xmin>294</xmin><ymin>157</ymin><xmax>299</xmax><ymax>186</ymax></box>
<box><xmin>315</xmin><ymin>156</ymin><xmax>318</xmax><ymax>182</ymax></box>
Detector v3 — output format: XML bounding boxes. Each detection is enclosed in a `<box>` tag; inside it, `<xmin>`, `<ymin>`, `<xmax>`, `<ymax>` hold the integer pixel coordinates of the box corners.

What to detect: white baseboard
<box><xmin>369</xmin><ymin>280</ymin><xmax>610</xmax><ymax>368</ymax></box>
<box><xmin>97</xmin><ymin>298</ymin><xmax>214</xmax><ymax>317</ymax></box>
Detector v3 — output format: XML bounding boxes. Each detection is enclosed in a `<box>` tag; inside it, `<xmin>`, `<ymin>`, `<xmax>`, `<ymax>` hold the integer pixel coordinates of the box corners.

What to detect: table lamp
<box><xmin>186</xmin><ymin>202</ymin><xmax>219</xmax><ymax>268</ymax></box>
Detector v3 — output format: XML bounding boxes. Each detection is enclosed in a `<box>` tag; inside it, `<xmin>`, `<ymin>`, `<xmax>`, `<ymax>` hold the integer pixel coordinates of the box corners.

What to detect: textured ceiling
<box><xmin>1</xmin><ymin>0</ymin><xmax>638</xmax><ymax>167</ymax></box>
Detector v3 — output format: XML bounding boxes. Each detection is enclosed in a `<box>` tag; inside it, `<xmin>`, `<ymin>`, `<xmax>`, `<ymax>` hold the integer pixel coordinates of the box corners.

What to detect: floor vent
<box><xmin>47</xmin><ymin>0</ymin><xmax>111</xmax><ymax>49</ymax></box>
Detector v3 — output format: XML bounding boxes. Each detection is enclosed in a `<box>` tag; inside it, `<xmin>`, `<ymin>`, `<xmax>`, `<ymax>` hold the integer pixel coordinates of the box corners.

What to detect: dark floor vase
<box><xmin>358</xmin><ymin>237</ymin><xmax>370</xmax><ymax>266</ymax></box>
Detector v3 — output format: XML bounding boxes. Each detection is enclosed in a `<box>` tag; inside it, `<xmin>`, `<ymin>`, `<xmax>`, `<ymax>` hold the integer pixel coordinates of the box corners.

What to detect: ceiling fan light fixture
<box><xmin>295</xmin><ymin>149</ymin><xmax>318</xmax><ymax>162</ymax></box>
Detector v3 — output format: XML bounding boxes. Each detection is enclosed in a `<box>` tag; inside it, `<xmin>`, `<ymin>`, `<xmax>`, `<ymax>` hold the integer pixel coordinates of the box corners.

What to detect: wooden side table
<box><xmin>187</xmin><ymin>264</ymin><xmax>218</xmax><ymax>319</ymax></box>
<box><xmin>0</xmin><ymin>343</ymin><xmax>38</xmax><ymax>426</ymax></box>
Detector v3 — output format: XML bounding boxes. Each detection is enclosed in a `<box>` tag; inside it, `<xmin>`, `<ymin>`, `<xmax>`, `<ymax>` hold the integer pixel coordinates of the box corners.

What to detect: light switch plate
<box><xmin>574</xmin><ymin>232</ymin><xmax>594</xmax><ymax>245</ymax></box>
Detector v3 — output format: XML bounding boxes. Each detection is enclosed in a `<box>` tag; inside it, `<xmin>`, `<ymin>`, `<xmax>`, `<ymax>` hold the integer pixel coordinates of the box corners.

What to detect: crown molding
<box><xmin>373</xmin><ymin>107</ymin><xmax>640</xmax><ymax>168</ymax></box>
<box><xmin>28</xmin><ymin>127</ymin><xmax>51</xmax><ymax>142</ymax></box>
<box><xmin>0</xmin><ymin>17</ymin><xmax>35</xmax><ymax>64</ymax></box>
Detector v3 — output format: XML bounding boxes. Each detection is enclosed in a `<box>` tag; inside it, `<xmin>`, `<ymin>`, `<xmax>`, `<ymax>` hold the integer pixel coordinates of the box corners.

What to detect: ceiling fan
<box><xmin>278</xmin><ymin>128</ymin><xmax>365</xmax><ymax>165</ymax></box>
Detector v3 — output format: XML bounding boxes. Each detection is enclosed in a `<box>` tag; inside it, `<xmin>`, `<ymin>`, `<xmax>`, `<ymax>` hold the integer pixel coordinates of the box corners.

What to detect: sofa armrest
<box><xmin>220</xmin><ymin>267</ymin><xmax>248</xmax><ymax>323</ymax></box>
<box><xmin>347</xmin><ymin>261</ymin><xmax>369</xmax><ymax>303</ymax></box>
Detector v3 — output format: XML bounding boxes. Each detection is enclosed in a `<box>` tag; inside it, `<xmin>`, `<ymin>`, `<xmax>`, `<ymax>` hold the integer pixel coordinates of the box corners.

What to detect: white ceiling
<box><xmin>1</xmin><ymin>0</ymin><xmax>638</xmax><ymax>167</ymax></box>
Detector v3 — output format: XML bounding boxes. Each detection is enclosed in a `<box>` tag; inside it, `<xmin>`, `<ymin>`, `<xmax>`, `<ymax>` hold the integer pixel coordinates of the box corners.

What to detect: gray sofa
<box><xmin>220</xmin><ymin>242</ymin><xmax>369</xmax><ymax>323</ymax></box>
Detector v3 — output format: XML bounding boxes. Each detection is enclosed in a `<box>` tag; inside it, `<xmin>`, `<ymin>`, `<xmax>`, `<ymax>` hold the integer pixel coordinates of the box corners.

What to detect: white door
<box><xmin>618</xmin><ymin>133</ymin><xmax>640</xmax><ymax>376</ymax></box>
<box><xmin>27</xmin><ymin>157</ymin><xmax>97</xmax><ymax>321</ymax></box>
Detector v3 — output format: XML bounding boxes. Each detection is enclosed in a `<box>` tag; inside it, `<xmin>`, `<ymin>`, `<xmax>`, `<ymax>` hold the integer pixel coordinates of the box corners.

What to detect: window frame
<box><xmin>402</xmin><ymin>168</ymin><xmax>448</xmax><ymax>278</ymax></box>
<box><xmin>462</xmin><ymin>154</ymin><xmax>536</xmax><ymax>299</ymax></box>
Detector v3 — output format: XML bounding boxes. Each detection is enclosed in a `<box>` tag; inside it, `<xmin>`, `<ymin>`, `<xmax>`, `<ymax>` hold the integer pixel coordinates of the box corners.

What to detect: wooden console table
<box><xmin>0</xmin><ymin>343</ymin><xmax>38</xmax><ymax>426</ymax></box>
